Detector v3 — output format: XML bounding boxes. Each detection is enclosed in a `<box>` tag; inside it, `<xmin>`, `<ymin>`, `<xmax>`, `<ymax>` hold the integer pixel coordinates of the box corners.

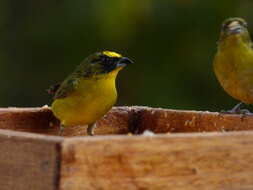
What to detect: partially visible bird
<box><xmin>48</xmin><ymin>51</ymin><xmax>133</xmax><ymax>135</ymax></box>
<box><xmin>213</xmin><ymin>18</ymin><xmax>253</xmax><ymax>114</ymax></box>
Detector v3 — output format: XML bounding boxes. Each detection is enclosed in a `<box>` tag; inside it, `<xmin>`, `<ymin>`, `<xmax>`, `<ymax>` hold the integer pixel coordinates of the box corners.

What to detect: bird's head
<box><xmin>77</xmin><ymin>51</ymin><xmax>133</xmax><ymax>77</ymax></box>
<box><xmin>218</xmin><ymin>18</ymin><xmax>251</xmax><ymax>46</ymax></box>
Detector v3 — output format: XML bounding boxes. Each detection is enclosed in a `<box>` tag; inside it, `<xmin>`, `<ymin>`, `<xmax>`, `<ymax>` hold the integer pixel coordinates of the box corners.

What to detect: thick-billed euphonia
<box><xmin>49</xmin><ymin>51</ymin><xmax>133</xmax><ymax>135</ymax></box>
<box><xmin>214</xmin><ymin>18</ymin><xmax>253</xmax><ymax>113</ymax></box>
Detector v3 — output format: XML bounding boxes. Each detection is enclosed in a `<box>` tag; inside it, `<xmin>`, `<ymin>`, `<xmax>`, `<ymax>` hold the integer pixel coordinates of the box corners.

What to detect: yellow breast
<box><xmin>214</xmin><ymin>39</ymin><xmax>253</xmax><ymax>104</ymax></box>
<box><xmin>51</xmin><ymin>70</ymin><xmax>119</xmax><ymax>126</ymax></box>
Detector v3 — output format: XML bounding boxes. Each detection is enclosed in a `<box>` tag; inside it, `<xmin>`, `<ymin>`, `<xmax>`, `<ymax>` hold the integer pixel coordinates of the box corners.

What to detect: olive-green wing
<box><xmin>52</xmin><ymin>77</ymin><xmax>79</xmax><ymax>99</ymax></box>
<box><xmin>49</xmin><ymin>56</ymin><xmax>93</xmax><ymax>99</ymax></box>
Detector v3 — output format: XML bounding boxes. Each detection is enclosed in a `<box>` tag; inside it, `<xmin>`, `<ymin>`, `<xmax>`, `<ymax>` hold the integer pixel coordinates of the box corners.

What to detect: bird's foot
<box><xmin>220</xmin><ymin>108</ymin><xmax>252</xmax><ymax>115</ymax></box>
<box><xmin>220</xmin><ymin>102</ymin><xmax>250</xmax><ymax>114</ymax></box>
<box><xmin>87</xmin><ymin>123</ymin><xmax>96</xmax><ymax>136</ymax></box>
<box><xmin>220</xmin><ymin>102</ymin><xmax>253</xmax><ymax>120</ymax></box>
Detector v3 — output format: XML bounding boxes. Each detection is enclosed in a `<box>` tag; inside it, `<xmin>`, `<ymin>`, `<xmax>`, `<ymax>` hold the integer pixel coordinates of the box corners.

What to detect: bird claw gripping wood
<box><xmin>220</xmin><ymin>102</ymin><xmax>253</xmax><ymax>121</ymax></box>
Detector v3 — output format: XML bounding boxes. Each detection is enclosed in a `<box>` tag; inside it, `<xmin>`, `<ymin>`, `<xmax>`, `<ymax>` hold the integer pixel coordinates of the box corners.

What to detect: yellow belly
<box><xmin>214</xmin><ymin>46</ymin><xmax>253</xmax><ymax>104</ymax></box>
<box><xmin>51</xmin><ymin>77</ymin><xmax>117</xmax><ymax>126</ymax></box>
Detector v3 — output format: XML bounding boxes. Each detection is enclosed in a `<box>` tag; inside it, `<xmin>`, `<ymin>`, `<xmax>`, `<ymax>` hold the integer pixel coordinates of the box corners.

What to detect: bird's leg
<box><xmin>228</xmin><ymin>102</ymin><xmax>244</xmax><ymax>113</ymax></box>
<box><xmin>59</xmin><ymin>124</ymin><xmax>65</xmax><ymax>136</ymax></box>
<box><xmin>221</xmin><ymin>102</ymin><xmax>252</xmax><ymax>115</ymax></box>
<box><xmin>87</xmin><ymin>123</ymin><xmax>96</xmax><ymax>136</ymax></box>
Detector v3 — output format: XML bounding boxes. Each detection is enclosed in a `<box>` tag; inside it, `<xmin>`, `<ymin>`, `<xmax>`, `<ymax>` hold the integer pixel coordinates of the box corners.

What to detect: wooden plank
<box><xmin>61</xmin><ymin>132</ymin><xmax>253</xmax><ymax>190</ymax></box>
<box><xmin>135</xmin><ymin>107</ymin><xmax>253</xmax><ymax>133</ymax></box>
<box><xmin>1</xmin><ymin>106</ymin><xmax>253</xmax><ymax>136</ymax></box>
<box><xmin>0</xmin><ymin>129</ymin><xmax>62</xmax><ymax>190</ymax></box>
<box><xmin>0</xmin><ymin>107</ymin><xmax>131</xmax><ymax>136</ymax></box>
<box><xmin>0</xmin><ymin>107</ymin><xmax>60</xmax><ymax>135</ymax></box>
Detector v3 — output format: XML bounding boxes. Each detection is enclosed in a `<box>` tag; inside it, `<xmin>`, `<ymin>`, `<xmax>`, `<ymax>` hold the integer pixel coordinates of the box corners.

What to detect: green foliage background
<box><xmin>0</xmin><ymin>0</ymin><xmax>252</xmax><ymax>111</ymax></box>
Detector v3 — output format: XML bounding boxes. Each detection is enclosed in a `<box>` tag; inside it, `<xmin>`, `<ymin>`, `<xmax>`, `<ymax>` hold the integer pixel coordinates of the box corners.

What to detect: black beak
<box><xmin>116</xmin><ymin>57</ymin><xmax>133</xmax><ymax>68</ymax></box>
<box><xmin>228</xmin><ymin>26</ymin><xmax>243</xmax><ymax>35</ymax></box>
<box><xmin>226</xmin><ymin>22</ymin><xmax>244</xmax><ymax>35</ymax></box>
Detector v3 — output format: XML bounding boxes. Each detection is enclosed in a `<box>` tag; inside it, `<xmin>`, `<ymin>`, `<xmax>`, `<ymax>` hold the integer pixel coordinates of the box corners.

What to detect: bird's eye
<box><xmin>222</xmin><ymin>22</ymin><xmax>230</xmax><ymax>30</ymax></box>
<box><xmin>225</xmin><ymin>21</ymin><xmax>234</xmax><ymax>28</ymax></box>
<box><xmin>111</xmin><ymin>57</ymin><xmax>120</xmax><ymax>62</ymax></box>
<box><xmin>100</xmin><ymin>55</ymin><xmax>110</xmax><ymax>63</ymax></box>
<box><xmin>241</xmin><ymin>21</ymin><xmax>248</xmax><ymax>28</ymax></box>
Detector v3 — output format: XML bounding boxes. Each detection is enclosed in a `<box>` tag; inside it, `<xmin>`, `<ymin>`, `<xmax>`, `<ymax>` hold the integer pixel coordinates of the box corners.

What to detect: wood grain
<box><xmin>0</xmin><ymin>106</ymin><xmax>131</xmax><ymax>136</ymax></box>
<box><xmin>61</xmin><ymin>132</ymin><xmax>253</xmax><ymax>190</ymax></box>
<box><xmin>0</xmin><ymin>129</ymin><xmax>62</xmax><ymax>190</ymax></box>
<box><xmin>0</xmin><ymin>106</ymin><xmax>253</xmax><ymax>136</ymax></box>
<box><xmin>0</xmin><ymin>107</ymin><xmax>60</xmax><ymax>135</ymax></box>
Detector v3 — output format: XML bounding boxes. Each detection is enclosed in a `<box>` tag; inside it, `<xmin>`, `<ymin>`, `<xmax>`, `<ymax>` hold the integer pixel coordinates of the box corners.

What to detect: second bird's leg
<box><xmin>221</xmin><ymin>102</ymin><xmax>252</xmax><ymax>114</ymax></box>
<box><xmin>229</xmin><ymin>102</ymin><xmax>244</xmax><ymax>113</ymax></box>
<box><xmin>87</xmin><ymin>123</ymin><xmax>96</xmax><ymax>136</ymax></box>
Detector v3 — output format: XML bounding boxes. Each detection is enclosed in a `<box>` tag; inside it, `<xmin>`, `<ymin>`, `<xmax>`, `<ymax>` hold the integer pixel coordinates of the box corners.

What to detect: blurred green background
<box><xmin>1</xmin><ymin>0</ymin><xmax>253</xmax><ymax>111</ymax></box>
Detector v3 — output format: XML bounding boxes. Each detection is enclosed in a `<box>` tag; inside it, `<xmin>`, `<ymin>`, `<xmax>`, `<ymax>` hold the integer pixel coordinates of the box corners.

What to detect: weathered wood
<box><xmin>61</xmin><ymin>132</ymin><xmax>253</xmax><ymax>190</ymax></box>
<box><xmin>0</xmin><ymin>106</ymin><xmax>253</xmax><ymax>136</ymax></box>
<box><xmin>0</xmin><ymin>129</ymin><xmax>62</xmax><ymax>190</ymax></box>
<box><xmin>0</xmin><ymin>107</ymin><xmax>61</xmax><ymax>135</ymax></box>
<box><xmin>1</xmin><ymin>129</ymin><xmax>253</xmax><ymax>190</ymax></box>
<box><xmin>135</xmin><ymin>107</ymin><xmax>253</xmax><ymax>133</ymax></box>
<box><xmin>0</xmin><ymin>107</ymin><xmax>131</xmax><ymax>136</ymax></box>
<box><xmin>0</xmin><ymin>105</ymin><xmax>253</xmax><ymax>190</ymax></box>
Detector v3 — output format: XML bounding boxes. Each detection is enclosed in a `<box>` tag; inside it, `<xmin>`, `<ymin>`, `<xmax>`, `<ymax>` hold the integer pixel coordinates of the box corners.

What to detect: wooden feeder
<box><xmin>0</xmin><ymin>106</ymin><xmax>253</xmax><ymax>190</ymax></box>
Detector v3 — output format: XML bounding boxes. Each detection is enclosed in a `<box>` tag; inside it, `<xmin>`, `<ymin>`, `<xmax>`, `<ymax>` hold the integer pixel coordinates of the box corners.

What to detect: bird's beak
<box><xmin>116</xmin><ymin>57</ymin><xmax>133</xmax><ymax>68</ymax></box>
<box><xmin>227</xmin><ymin>21</ymin><xmax>243</xmax><ymax>35</ymax></box>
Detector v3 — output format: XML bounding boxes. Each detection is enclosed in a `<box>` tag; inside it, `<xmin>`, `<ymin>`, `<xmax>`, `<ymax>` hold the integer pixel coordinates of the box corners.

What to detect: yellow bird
<box><xmin>49</xmin><ymin>51</ymin><xmax>133</xmax><ymax>135</ymax></box>
<box><xmin>213</xmin><ymin>18</ymin><xmax>253</xmax><ymax>114</ymax></box>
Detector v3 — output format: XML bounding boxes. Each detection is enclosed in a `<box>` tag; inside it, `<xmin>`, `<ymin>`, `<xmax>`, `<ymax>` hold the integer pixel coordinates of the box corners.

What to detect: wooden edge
<box><xmin>0</xmin><ymin>129</ymin><xmax>63</xmax><ymax>190</ymax></box>
<box><xmin>1</xmin><ymin>106</ymin><xmax>253</xmax><ymax>136</ymax></box>
<box><xmin>61</xmin><ymin>130</ymin><xmax>253</xmax><ymax>143</ymax></box>
<box><xmin>0</xmin><ymin>128</ymin><xmax>253</xmax><ymax>190</ymax></box>
<box><xmin>0</xmin><ymin>129</ymin><xmax>63</xmax><ymax>142</ymax></box>
<box><xmin>60</xmin><ymin>131</ymin><xmax>253</xmax><ymax>190</ymax></box>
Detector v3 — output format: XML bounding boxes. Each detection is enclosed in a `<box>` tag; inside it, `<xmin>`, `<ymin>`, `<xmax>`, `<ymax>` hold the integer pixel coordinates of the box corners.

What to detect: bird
<box><xmin>213</xmin><ymin>17</ymin><xmax>253</xmax><ymax>114</ymax></box>
<box><xmin>48</xmin><ymin>51</ymin><xmax>133</xmax><ymax>135</ymax></box>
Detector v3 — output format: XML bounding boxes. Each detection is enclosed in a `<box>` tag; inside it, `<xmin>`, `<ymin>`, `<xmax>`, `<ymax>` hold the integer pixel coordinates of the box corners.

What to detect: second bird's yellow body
<box><xmin>214</xmin><ymin>35</ymin><xmax>253</xmax><ymax>104</ymax></box>
<box><xmin>51</xmin><ymin>68</ymin><xmax>120</xmax><ymax>127</ymax></box>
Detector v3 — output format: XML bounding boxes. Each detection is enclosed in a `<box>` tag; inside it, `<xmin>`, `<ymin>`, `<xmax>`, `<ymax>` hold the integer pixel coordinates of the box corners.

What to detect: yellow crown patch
<box><xmin>102</xmin><ymin>51</ymin><xmax>122</xmax><ymax>58</ymax></box>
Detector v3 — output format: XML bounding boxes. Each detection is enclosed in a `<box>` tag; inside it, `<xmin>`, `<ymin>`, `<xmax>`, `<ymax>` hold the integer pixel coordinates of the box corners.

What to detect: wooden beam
<box><xmin>0</xmin><ymin>129</ymin><xmax>62</xmax><ymax>190</ymax></box>
<box><xmin>0</xmin><ymin>122</ymin><xmax>252</xmax><ymax>189</ymax></box>
<box><xmin>0</xmin><ymin>107</ymin><xmax>59</xmax><ymax>135</ymax></box>
<box><xmin>0</xmin><ymin>107</ymin><xmax>131</xmax><ymax>136</ymax></box>
<box><xmin>60</xmin><ymin>132</ymin><xmax>253</xmax><ymax>190</ymax></box>
<box><xmin>134</xmin><ymin>107</ymin><xmax>253</xmax><ymax>133</ymax></box>
<box><xmin>0</xmin><ymin>106</ymin><xmax>253</xmax><ymax>136</ymax></box>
